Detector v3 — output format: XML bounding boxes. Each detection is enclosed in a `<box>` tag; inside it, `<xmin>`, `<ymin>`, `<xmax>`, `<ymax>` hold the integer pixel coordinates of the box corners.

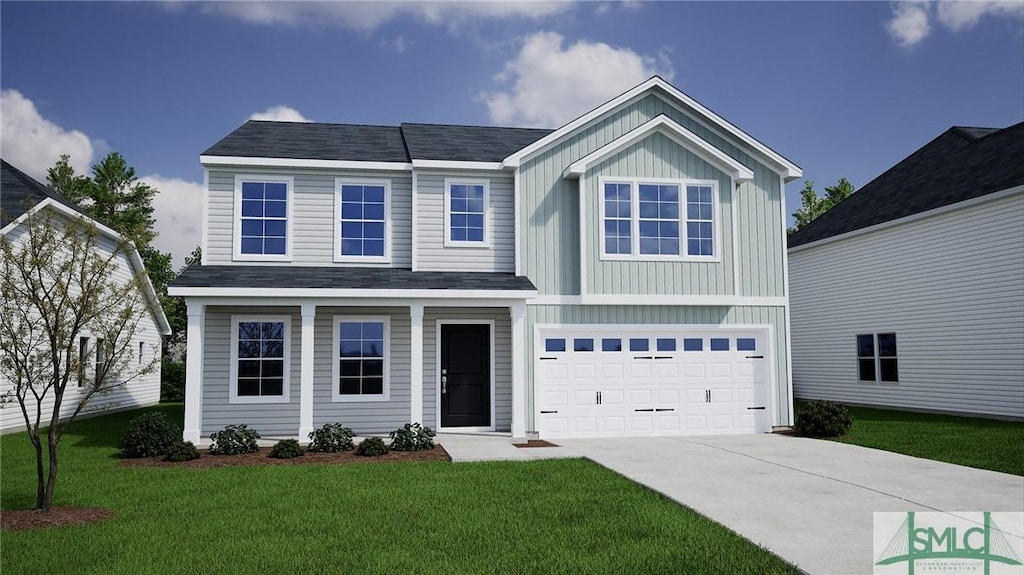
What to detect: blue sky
<box><xmin>2</xmin><ymin>1</ymin><xmax>1022</xmax><ymax>265</ymax></box>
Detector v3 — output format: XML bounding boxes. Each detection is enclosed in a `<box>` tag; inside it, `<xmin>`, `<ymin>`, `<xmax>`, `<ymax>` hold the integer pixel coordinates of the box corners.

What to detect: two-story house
<box><xmin>168</xmin><ymin>76</ymin><xmax>802</xmax><ymax>443</ymax></box>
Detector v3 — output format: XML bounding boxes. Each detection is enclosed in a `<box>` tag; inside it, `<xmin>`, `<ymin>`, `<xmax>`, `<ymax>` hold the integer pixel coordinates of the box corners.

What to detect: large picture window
<box><xmin>857</xmin><ymin>333</ymin><xmax>899</xmax><ymax>383</ymax></box>
<box><xmin>337</xmin><ymin>179</ymin><xmax>390</xmax><ymax>262</ymax></box>
<box><xmin>234</xmin><ymin>176</ymin><xmax>293</xmax><ymax>260</ymax></box>
<box><xmin>230</xmin><ymin>317</ymin><xmax>290</xmax><ymax>404</ymax></box>
<box><xmin>445</xmin><ymin>179</ymin><xmax>489</xmax><ymax>246</ymax></box>
<box><xmin>333</xmin><ymin>317</ymin><xmax>389</xmax><ymax>401</ymax></box>
<box><xmin>600</xmin><ymin>178</ymin><xmax>717</xmax><ymax>260</ymax></box>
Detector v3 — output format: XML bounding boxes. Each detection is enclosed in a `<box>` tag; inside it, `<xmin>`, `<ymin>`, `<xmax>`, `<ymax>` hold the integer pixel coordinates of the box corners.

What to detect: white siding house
<box><xmin>789</xmin><ymin>124</ymin><xmax>1024</xmax><ymax>420</ymax></box>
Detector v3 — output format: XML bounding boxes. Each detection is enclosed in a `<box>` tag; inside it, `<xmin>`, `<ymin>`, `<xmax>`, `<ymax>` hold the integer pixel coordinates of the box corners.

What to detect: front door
<box><xmin>441</xmin><ymin>324</ymin><xmax>490</xmax><ymax>428</ymax></box>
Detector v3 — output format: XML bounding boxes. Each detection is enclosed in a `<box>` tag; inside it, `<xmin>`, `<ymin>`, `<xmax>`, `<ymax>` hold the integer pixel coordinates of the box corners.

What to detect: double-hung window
<box><xmin>600</xmin><ymin>178</ymin><xmax>717</xmax><ymax>260</ymax></box>
<box><xmin>230</xmin><ymin>317</ymin><xmax>290</xmax><ymax>403</ymax></box>
<box><xmin>445</xmin><ymin>179</ymin><xmax>489</xmax><ymax>246</ymax></box>
<box><xmin>234</xmin><ymin>176</ymin><xmax>292</xmax><ymax>260</ymax></box>
<box><xmin>857</xmin><ymin>333</ymin><xmax>899</xmax><ymax>383</ymax></box>
<box><xmin>336</xmin><ymin>179</ymin><xmax>390</xmax><ymax>262</ymax></box>
<box><xmin>333</xmin><ymin>317</ymin><xmax>389</xmax><ymax>402</ymax></box>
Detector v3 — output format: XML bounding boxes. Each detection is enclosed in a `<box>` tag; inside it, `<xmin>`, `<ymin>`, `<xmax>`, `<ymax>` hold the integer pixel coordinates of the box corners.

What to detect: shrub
<box><xmin>164</xmin><ymin>440</ymin><xmax>200</xmax><ymax>462</ymax></box>
<box><xmin>268</xmin><ymin>439</ymin><xmax>304</xmax><ymax>459</ymax></box>
<box><xmin>120</xmin><ymin>412</ymin><xmax>182</xmax><ymax>458</ymax></box>
<box><xmin>795</xmin><ymin>401</ymin><xmax>854</xmax><ymax>438</ymax></box>
<box><xmin>355</xmin><ymin>436</ymin><xmax>389</xmax><ymax>457</ymax></box>
<box><xmin>160</xmin><ymin>358</ymin><xmax>185</xmax><ymax>402</ymax></box>
<box><xmin>209</xmin><ymin>424</ymin><xmax>261</xmax><ymax>455</ymax></box>
<box><xmin>389</xmin><ymin>423</ymin><xmax>436</xmax><ymax>451</ymax></box>
<box><xmin>307</xmin><ymin>423</ymin><xmax>355</xmax><ymax>453</ymax></box>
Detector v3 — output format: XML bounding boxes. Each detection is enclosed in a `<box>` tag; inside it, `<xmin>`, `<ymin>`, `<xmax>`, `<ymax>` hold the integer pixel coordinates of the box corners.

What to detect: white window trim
<box><xmin>597</xmin><ymin>176</ymin><xmax>722</xmax><ymax>263</ymax></box>
<box><xmin>232</xmin><ymin>175</ymin><xmax>295</xmax><ymax>262</ymax></box>
<box><xmin>443</xmin><ymin>177</ymin><xmax>491</xmax><ymax>248</ymax></box>
<box><xmin>229</xmin><ymin>315</ymin><xmax>292</xmax><ymax>404</ymax></box>
<box><xmin>332</xmin><ymin>315</ymin><xmax>391</xmax><ymax>403</ymax></box>
<box><xmin>334</xmin><ymin>178</ymin><xmax>392</xmax><ymax>264</ymax></box>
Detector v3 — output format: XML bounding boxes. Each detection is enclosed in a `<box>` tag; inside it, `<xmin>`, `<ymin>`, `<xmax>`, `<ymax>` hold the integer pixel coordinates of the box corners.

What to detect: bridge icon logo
<box><xmin>874</xmin><ymin>511</ymin><xmax>1024</xmax><ymax>575</ymax></box>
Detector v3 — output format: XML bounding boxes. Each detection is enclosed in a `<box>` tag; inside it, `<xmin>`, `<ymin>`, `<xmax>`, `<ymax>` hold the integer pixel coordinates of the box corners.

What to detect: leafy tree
<box><xmin>789</xmin><ymin>178</ymin><xmax>855</xmax><ymax>234</ymax></box>
<box><xmin>1</xmin><ymin>208</ymin><xmax>159</xmax><ymax>511</ymax></box>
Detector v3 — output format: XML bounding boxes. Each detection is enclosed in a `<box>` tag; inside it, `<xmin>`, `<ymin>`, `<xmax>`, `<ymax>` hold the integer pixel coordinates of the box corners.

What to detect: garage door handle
<box><xmin>539</xmin><ymin>357</ymin><xmax>557</xmax><ymax>360</ymax></box>
<box><xmin>634</xmin><ymin>356</ymin><xmax>653</xmax><ymax>360</ymax></box>
<box><xmin>747</xmin><ymin>406</ymin><xmax>766</xmax><ymax>410</ymax></box>
<box><xmin>654</xmin><ymin>408</ymin><xmax>675</xmax><ymax>412</ymax></box>
<box><xmin>634</xmin><ymin>408</ymin><xmax>654</xmax><ymax>412</ymax></box>
<box><xmin>654</xmin><ymin>356</ymin><xmax>673</xmax><ymax>360</ymax></box>
<box><xmin>540</xmin><ymin>410</ymin><xmax>558</xmax><ymax>414</ymax></box>
<box><xmin>746</xmin><ymin>355</ymin><xmax>764</xmax><ymax>359</ymax></box>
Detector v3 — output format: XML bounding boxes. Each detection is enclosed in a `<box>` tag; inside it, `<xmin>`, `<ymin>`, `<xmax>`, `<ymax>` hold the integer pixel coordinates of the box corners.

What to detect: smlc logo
<box><xmin>874</xmin><ymin>512</ymin><xmax>1024</xmax><ymax>575</ymax></box>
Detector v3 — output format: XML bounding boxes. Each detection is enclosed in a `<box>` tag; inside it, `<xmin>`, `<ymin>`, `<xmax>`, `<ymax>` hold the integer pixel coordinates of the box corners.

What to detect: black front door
<box><xmin>441</xmin><ymin>324</ymin><xmax>490</xmax><ymax>428</ymax></box>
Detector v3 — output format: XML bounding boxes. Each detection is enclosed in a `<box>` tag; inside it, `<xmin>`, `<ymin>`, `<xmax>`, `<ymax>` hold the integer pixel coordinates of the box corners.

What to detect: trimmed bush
<box><xmin>268</xmin><ymin>439</ymin><xmax>304</xmax><ymax>459</ymax></box>
<box><xmin>209</xmin><ymin>424</ymin><xmax>260</xmax><ymax>455</ymax></box>
<box><xmin>164</xmin><ymin>440</ymin><xmax>200</xmax><ymax>462</ymax></box>
<box><xmin>389</xmin><ymin>423</ymin><xmax>436</xmax><ymax>451</ymax></box>
<box><xmin>795</xmin><ymin>401</ymin><xmax>854</xmax><ymax>438</ymax></box>
<box><xmin>120</xmin><ymin>412</ymin><xmax>182</xmax><ymax>458</ymax></box>
<box><xmin>307</xmin><ymin>423</ymin><xmax>355</xmax><ymax>453</ymax></box>
<box><xmin>355</xmin><ymin>436</ymin><xmax>389</xmax><ymax>457</ymax></box>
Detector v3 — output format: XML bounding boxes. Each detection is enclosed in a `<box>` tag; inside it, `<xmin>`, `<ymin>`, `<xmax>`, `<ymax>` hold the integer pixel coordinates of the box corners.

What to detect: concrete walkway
<box><xmin>436</xmin><ymin>433</ymin><xmax>581</xmax><ymax>462</ymax></box>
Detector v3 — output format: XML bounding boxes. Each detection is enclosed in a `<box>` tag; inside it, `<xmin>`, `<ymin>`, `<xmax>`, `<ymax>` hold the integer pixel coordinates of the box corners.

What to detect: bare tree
<box><xmin>0</xmin><ymin>207</ymin><xmax>159</xmax><ymax>512</ymax></box>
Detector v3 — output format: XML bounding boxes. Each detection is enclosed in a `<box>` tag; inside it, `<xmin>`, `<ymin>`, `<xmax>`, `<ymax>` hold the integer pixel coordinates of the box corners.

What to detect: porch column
<box><xmin>510</xmin><ymin>302</ymin><xmax>527</xmax><ymax>441</ymax></box>
<box><xmin>299</xmin><ymin>303</ymin><xmax>316</xmax><ymax>440</ymax></box>
<box><xmin>183</xmin><ymin>302</ymin><xmax>205</xmax><ymax>443</ymax></box>
<box><xmin>409</xmin><ymin>303</ymin><xmax>424</xmax><ymax>424</ymax></box>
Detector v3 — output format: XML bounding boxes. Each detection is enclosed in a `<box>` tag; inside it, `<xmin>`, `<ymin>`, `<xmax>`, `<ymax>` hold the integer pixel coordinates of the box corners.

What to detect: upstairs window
<box><xmin>639</xmin><ymin>184</ymin><xmax>680</xmax><ymax>255</ymax></box>
<box><xmin>686</xmin><ymin>185</ymin><xmax>715</xmax><ymax>256</ymax></box>
<box><xmin>337</xmin><ymin>180</ymin><xmax>390</xmax><ymax>262</ymax></box>
<box><xmin>445</xmin><ymin>179</ymin><xmax>489</xmax><ymax>246</ymax></box>
<box><xmin>600</xmin><ymin>178</ymin><xmax>717</xmax><ymax>260</ymax></box>
<box><xmin>603</xmin><ymin>182</ymin><xmax>632</xmax><ymax>255</ymax></box>
<box><xmin>235</xmin><ymin>177</ymin><xmax>292</xmax><ymax>259</ymax></box>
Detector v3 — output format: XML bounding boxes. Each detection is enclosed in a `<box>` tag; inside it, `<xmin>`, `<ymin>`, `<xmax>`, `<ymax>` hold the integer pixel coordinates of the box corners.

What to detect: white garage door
<box><xmin>537</xmin><ymin>327</ymin><xmax>770</xmax><ymax>438</ymax></box>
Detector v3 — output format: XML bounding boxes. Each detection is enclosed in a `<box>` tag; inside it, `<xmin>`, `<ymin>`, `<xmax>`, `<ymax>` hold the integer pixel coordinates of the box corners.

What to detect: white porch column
<box><xmin>510</xmin><ymin>302</ymin><xmax>527</xmax><ymax>441</ymax></box>
<box><xmin>409</xmin><ymin>303</ymin><xmax>425</xmax><ymax>424</ymax></box>
<box><xmin>183</xmin><ymin>302</ymin><xmax>205</xmax><ymax>443</ymax></box>
<box><xmin>299</xmin><ymin>303</ymin><xmax>316</xmax><ymax>440</ymax></box>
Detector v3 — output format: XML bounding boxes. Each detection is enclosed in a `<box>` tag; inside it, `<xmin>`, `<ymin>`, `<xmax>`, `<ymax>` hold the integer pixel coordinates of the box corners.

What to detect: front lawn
<box><xmin>1</xmin><ymin>405</ymin><xmax>796</xmax><ymax>574</ymax></box>
<box><xmin>797</xmin><ymin>402</ymin><xmax>1024</xmax><ymax>476</ymax></box>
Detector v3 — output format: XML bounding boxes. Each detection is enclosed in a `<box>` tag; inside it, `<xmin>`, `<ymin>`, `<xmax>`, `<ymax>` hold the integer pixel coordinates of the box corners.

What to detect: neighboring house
<box><xmin>0</xmin><ymin>159</ymin><xmax>171</xmax><ymax>433</ymax></box>
<box><xmin>789</xmin><ymin>124</ymin><xmax>1024</xmax><ymax>420</ymax></box>
<box><xmin>168</xmin><ymin>76</ymin><xmax>803</xmax><ymax>442</ymax></box>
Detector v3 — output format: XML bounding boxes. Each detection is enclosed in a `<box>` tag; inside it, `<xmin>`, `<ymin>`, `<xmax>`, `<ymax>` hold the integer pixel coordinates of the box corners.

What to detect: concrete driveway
<box><xmin>557</xmin><ymin>434</ymin><xmax>1024</xmax><ymax>575</ymax></box>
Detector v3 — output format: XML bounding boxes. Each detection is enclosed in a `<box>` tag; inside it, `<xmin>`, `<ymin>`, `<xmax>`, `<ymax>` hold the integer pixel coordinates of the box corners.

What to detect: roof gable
<box><xmin>788</xmin><ymin>122</ymin><xmax>1024</xmax><ymax>249</ymax></box>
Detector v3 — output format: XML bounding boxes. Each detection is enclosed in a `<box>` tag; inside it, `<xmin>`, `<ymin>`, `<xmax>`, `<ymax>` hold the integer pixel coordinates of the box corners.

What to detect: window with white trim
<box><xmin>337</xmin><ymin>180</ymin><xmax>389</xmax><ymax>261</ymax></box>
<box><xmin>685</xmin><ymin>185</ymin><xmax>715</xmax><ymax>256</ymax></box>
<box><xmin>230</xmin><ymin>317</ymin><xmax>290</xmax><ymax>403</ymax></box>
<box><xmin>94</xmin><ymin>338</ymin><xmax>106</xmax><ymax>385</ymax></box>
<box><xmin>603</xmin><ymin>182</ymin><xmax>631</xmax><ymax>255</ymax></box>
<box><xmin>236</xmin><ymin>179</ymin><xmax>291</xmax><ymax>257</ymax></box>
<box><xmin>78</xmin><ymin>336</ymin><xmax>89</xmax><ymax>387</ymax></box>
<box><xmin>600</xmin><ymin>179</ymin><xmax>717</xmax><ymax>259</ymax></box>
<box><xmin>333</xmin><ymin>317</ymin><xmax>389</xmax><ymax>401</ymax></box>
<box><xmin>857</xmin><ymin>333</ymin><xmax>899</xmax><ymax>383</ymax></box>
<box><xmin>445</xmin><ymin>179</ymin><xmax>489</xmax><ymax>246</ymax></box>
<box><xmin>639</xmin><ymin>183</ymin><xmax>681</xmax><ymax>255</ymax></box>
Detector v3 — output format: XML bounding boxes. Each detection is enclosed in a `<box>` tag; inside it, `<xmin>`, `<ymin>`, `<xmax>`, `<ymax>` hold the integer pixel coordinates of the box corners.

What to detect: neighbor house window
<box><xmin>94</xmin><ymin>338</ymin><xmax>105</xmax><ymax>385</ymax></box>
<box><xmin>78</xmin><ymin>336</ymin><xmax>89</xmax><ymax>387</ymax></box>
<box><xmin>445</xmin><ymin>179</ymin><xmax>489</xmax><ymax>246</ymax></box>
<box><xmin>235</xmin><ymin>177</ymin><xmax>292</xmax><ymax>259</ymax></box>
<box><xmin>230</xmin><ymin>317</ymin><xmax>289</xmax><ymax>403</ymax></box>
<box><xmin>334</xmin><ymin>317</ymin><xmax>389</xmax><ymax>401</ymax></box>
<box><xmin>600</xmin><ymin>178</ymin><xmax>717</xmax><ymax>259</ymax></box>
<box><xmin>858</xmin><ymin>333</ymin><xmax>899</xmax><ymax>383</ymax></box>
<box><xmin>337</xmin><ymin>179</ymin><xmax>389</xmax><ymax>261</ymax></box>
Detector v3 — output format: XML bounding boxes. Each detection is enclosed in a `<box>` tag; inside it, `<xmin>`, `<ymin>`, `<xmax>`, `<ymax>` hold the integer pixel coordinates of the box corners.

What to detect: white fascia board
<box><xmin>787</xmin><ymin>185</ymin><xmax>1024</xmax><ymax>255</ymax></box>
<box><xmin>565</xmin><ymin>115</ymin><xmax>754</xmax><ymax>183</ymax></box>
<box><xmin>578</xmin><ymin>294</ymin><xmax>788</xmax><ymax>307</ymax></box>
<box><xmin>167</xmin><ymin>286</ymin><xmax>538</xmax><ymax>300</ymax></box>
<box><xmin>411</xmin><ymin>159</ymin><xmax>506</xmax><ymax>171</ymax></box>
<box><xmin>200</xmin><ymin>155</ymin><xmax>413</xmax><ymax>171</ymax></box>
<box><xmin>2</xmin><ymin>199</ymin><xmax>172</xmax><ymax>335</ymax></box>
<box><xmin>503</xmin><ymin>76</ymin><xmax>802</xmax><ymax>180</ymax></box>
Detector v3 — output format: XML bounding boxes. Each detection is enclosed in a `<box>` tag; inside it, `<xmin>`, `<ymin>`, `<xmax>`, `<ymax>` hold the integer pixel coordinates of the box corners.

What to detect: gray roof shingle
<box><xmin>788</xmin><ymin>122</ymin><xmax>1024</xmax><ymax>248</ymax></box>
<box><xmin>400</xmin><ymin>123</ymin><xmax>552</xmax><ymax>162</ymax></box>
<box><xmin>171</xmin><ymin>265</ymin><xmax>537</xmax><ymax>292</ymax></box>
<box><xmin>1</xmin><ymin>159</ymin><xmax>84</xmax><ymax>227</ymax></box>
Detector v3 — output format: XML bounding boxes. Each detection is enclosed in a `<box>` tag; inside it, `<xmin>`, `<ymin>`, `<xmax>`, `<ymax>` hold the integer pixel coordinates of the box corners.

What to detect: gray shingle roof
<box><xmin>201</xmin><ymin>121</ymin><xmax>552</xmax><ymax>163</ymax></box>
<box><xmin>172</xmin><ymin>265</ymin><xmax>537</xmax><ymax>292</ymax></box>
<box><xmin>1</xmin><ymin>159</ymin><xmax>84</xmax><ymax>227</ymax></box>
<box><xmin>788</xmin><ymin>122</ymin><xmax>1024</xmax><ymax>248</ymax></box>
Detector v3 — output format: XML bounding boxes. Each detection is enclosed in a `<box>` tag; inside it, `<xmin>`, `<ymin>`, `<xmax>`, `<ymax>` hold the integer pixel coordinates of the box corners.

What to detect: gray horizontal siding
<box><xmin>415</xmin><ymin>171</ymin><xmax>515</xmax><ymax>272</ymax></box>
<box><xmin>423</xmin><ymin>308</ymin><xmax>512</xmax><ymax>431</ymax></box>
<box><xmin>206</xmin><ymin>167</ymin><xmax>412</xmax><ymax>267</ymax></box>
<box><xmin>313</xmin><ymin>307</ymin><xmax>411</xmax><ymax>434</ymax></box>
<box><xmin>790</xmin><ymin>192</ymin><xmax>1024</xmax><ymax>419</ymax></box>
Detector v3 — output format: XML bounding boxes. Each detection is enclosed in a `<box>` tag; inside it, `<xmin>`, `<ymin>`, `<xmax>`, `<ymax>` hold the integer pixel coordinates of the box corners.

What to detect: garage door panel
<box><xmin>628</xmin><ymin>363</ymin><xmax>652</xmax><ymax>378</ymax></box>
<box><xmin>575</xmin><ymin>417</ymin><xmax>597</xmax><ymax>432</ymax></box>
<box><xmin>657</xmin><ymin>414</ymin><xmax>682</xmax><ymax>432</ymax></box>
<box><xmin>710</xmin><ymin>362</ymin><xmax>733</xmax><ymax>377</ymax></box>
<box><xmin>684</xmin><ymin>363</ymin><xmax>706</xmax><ymax>377</ymax></box>
<box><xmin>600</xmin><ymin>364</ymin><xmax>624</xmax><ymax>379</ymax></box>
<box><xmin>686</xmin><ymin>415</ymin><xmax>708</xmax><ymax>431</ymax></box>
<box><xmin>603</xmin><ymin>417</ymin><xmax>626</xmax><ymax>432</ymax></box>
<box><xmin>572</xmin><ymin>364</ymin><xmax>597</xmax><ymax>379</ymax></box>
<box><xmin>542</xmin><ymin>390</ymin><xmax>569</xmax><ymax>407</ymax></box>
<box><xmin>572</xmin><ymin>390</ymin><xmax>595</xmax><ymax>405</ymax></box>
<box><xmin>654</xmin><ymin>363</ymin><xmax>679</xmax><ymax>378</ymax></box>
<box><xmin>602</xmin><ymin>389</ymin><xmax>626</xmax><ymax>406</ymax></box>
<box><xmin>630</xmin><ymin>388</ymin><xmax>653</xmax><ymax>404</ymax></box>
<box><xmin>657</xmin><ymin>388</ymin><xmax>679</xmax><ymax>404</ymax></box>
<box><xmin>541</xmin><ymin>364</ymin><xmax>568</xmax><ymax>381</ymax></box>
<box><xmin>630</xmin><ymin>414</ymin><xmax>654</xmax><ymax>432</ymax></box>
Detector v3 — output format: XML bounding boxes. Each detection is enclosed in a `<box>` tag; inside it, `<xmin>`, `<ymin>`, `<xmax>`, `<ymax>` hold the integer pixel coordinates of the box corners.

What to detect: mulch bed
<box><xmin>513</xmin><ymin>439</ymin><xmax>559</xmax><ymax>448</ymax></box>
<box><xmin>1</xmin><ymin>507</ymin><xmax>114</xmax><ymax>532</ymax></box>
<box><xmin>118</xmin><ymin>445</ymin><xmax>451</xmax><ymax>468</ymax></box>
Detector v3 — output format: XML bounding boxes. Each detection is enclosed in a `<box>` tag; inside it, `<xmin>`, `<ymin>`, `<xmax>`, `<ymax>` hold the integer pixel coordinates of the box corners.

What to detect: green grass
<box><xmin>797</xmin><ymin>402</ymin><xmax>1024</xmax><ymax>476</ymax></box>
<box><xmin>1</xmin><ymin>405</ymin><xmax>795</xmax><ymax>575</ymax></box>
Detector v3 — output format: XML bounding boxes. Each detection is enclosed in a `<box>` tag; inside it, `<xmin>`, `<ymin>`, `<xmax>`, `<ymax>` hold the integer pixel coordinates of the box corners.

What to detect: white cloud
<box><xmin>886</xmin><ymin>0</ymin><xmax>1023</xmax><ymax>46</ymax></box>
<box><xmin>142</xmin><ymin>175</ymin><xmax>204</xmax><ymax>269</ymax></box>
<box><xmin>0</xmin><ymin>90</ymin><xmax>94</xmax><ymax>181</ymax></box>
<box><xmin>248</xmin><ymin>105</ymin><xmax>311</xmax><ymax>123</ymax></box>
<box><xmin>482</xmin><ymin>31</ymin><xmax>673</xmax><ymax>128</ymax></box>
<box><xmin>193</xmin><ymin>1</ymin><xmax>573</xmax><ymax>31</ymax></box>
<box><xmin>381</xmin><ymin>35</ymin><xmax>411</xmax><ymax>53</ymax></box>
